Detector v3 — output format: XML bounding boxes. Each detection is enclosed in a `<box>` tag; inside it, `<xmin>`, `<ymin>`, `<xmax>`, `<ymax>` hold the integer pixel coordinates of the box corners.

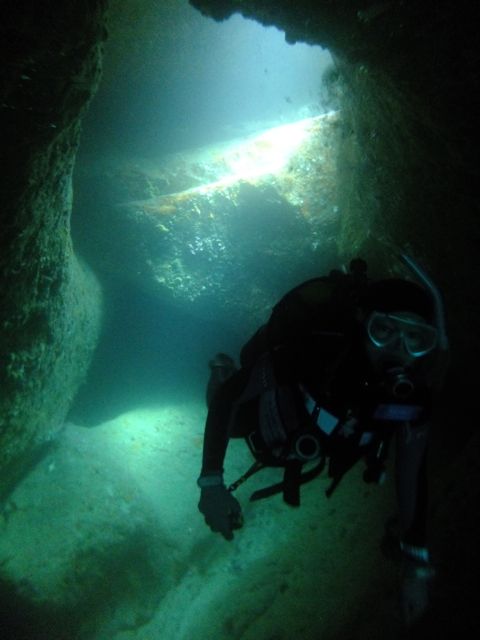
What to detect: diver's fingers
<box><xmin>229</xmin><ymin>509</ymin><xmax>244</xmax><ymax>530</ymax></box>
<box><xmin>221</xmin><ymin>527</ymin><xmax>234</xmax><ymax>541</ymax></box>
<box><xmin>198</xmin><ymin>486</ymin><xmax>243</xmax><ymax>540</ymax></box>
<box><xmin>208</xmin><ymin>513</ymin><xmax>234</xmax><ymax>540</ymax></box>
<box><xmin>211</xmin><ymin>509</ymin><xmax>243</xmax><ymax>540</ymax></box>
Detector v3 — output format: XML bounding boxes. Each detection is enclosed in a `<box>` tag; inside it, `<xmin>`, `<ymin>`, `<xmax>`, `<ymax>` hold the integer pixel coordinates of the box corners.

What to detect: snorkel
<box><xmin>399</xmin><ymin>253</ymin><xmax>449</xmax><ymax>351</ymax></box>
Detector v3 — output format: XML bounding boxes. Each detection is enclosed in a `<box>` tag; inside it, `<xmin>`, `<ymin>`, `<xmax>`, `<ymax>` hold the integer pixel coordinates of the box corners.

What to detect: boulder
<box><xmin>74</xmin><ymin>113</ymin><xmax>341</xmax><ymax>328</ymax></box>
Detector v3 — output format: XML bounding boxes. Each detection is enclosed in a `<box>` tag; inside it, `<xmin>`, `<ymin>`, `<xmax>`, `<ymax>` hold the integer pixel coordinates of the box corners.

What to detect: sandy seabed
<box><xmin>0</xmin><ymin>399</ymin><xmax>403</xmax><ymax>640</ymax></box>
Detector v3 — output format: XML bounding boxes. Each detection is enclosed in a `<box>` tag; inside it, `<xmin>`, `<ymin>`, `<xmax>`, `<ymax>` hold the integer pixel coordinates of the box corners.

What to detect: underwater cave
<box><xmin>1</xmin><ymin>1</ymin><xmax>479</xmax><ymax>639</ymax></box>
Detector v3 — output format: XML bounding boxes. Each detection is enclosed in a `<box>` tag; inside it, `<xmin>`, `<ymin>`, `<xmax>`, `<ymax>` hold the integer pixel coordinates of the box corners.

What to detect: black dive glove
<box><xmin>197</xmin><ymin>474</ymin><xmax>243</xmax><ymax>541</ymax></box>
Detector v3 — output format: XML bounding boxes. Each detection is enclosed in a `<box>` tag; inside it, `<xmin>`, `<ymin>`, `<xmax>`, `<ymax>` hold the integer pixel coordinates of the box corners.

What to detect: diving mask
<box><xmin>367</xmin><ymin>311</ymin><xmax>438</xmax><ymax>357</ymax></box>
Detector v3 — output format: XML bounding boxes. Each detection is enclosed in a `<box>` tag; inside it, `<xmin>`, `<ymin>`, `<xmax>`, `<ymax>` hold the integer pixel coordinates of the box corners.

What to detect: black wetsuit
<box><xmin>201</xmin><ymin>277</ymin><xmax>435</xmax><ymax>547</ymax></box>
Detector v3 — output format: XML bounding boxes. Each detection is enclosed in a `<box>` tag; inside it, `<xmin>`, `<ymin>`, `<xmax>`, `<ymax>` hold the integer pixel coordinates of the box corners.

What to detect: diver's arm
<box><xmin>198</xmin><ymin>370</ymin><xmax>248</xmax><ymax>540</ymax></box>
<box><xmin>200</xmin><ymin>394</ymin><xmax>231</xmax><ymax>477</ymax></box>
<box><xmin>200</xmin><ymin>368</ymin><xmax>249</xmax><ymax>476</ymax></box>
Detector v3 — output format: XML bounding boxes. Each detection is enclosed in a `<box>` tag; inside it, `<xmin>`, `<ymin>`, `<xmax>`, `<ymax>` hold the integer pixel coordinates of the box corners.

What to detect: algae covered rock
<box><xmin>0</xmin><ymin>0</ymin><xmax>108</xmax><ymax>498</ymax></box>
<box><xmin>74</xmin><ymin>113</ymin><xmax>341</xmax><ymax>328</ymax></box>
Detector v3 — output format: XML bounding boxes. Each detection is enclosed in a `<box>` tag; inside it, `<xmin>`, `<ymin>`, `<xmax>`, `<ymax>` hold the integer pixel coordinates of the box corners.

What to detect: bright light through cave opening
<box><xmin>147</xmin><ymin>10</ymin><xmax>336</xmax><ymax>192</ymax></box>
<box><xmin>195</xmin><ymin>117</ymin><xmax>323</xmax><ymax>192</ymax></box>
<box><xmin>167</xmin><ymin>10</ymin><xmax>336</xmax><ymax>192</ymax></box>
<box><xmin>192</xmin><ymin>12</ymin><xmax>334</xmax><ymax>146</ymax></box>
<box><xmin>81</xmin><ymin>4</ymin><xmax>335</xmax><ymax>159</ymax></box>
<box><xmin>74</xmin><ymin>4</ymin><xmax>341</xmax><ymax>322</ymax></box>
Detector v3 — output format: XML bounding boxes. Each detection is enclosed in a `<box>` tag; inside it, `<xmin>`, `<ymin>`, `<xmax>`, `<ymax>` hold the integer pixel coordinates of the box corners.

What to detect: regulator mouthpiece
<box><xmin>387</xmin><ymin>367</ymin><xmax>415</xmax><ymax>399</ymax></box>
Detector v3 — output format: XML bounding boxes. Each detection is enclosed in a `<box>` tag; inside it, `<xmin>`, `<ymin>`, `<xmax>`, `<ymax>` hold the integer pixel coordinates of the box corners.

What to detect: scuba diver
<box><xmin>197</xmin><ymin>255</ymin><xmax>449</xmax><ymax>625</ymax></box>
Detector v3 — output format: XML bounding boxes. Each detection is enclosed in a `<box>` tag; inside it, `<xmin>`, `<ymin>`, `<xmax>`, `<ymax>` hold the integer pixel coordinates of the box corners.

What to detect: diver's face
<box><xmin>364</xmin><ymin>311</ymin><xmax>438</xmax><ymax>373</ymax></box>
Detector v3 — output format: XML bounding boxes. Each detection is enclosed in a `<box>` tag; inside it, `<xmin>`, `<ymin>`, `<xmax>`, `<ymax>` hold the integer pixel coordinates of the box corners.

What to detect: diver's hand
<box><xmin>400</xmin><ymin>555</ymin><xmax>435</xmax><ymax>627</ymax></box>
<box><xmin>198</xmin><ymin>484</ymin><xmax>243</xmax><ymax>540</ymax></box>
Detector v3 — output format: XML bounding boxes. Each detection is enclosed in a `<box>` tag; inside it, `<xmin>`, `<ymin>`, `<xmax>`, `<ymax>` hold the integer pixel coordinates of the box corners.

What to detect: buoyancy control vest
<box><xmin>227</xmin><ymin>264</ymin><xmax>434</xmax><ymax>505</ymax></box>
<box><xmin>228</xmin><ymin>268</ymin><xmax>372</xmax><ymax>505</ymax></box>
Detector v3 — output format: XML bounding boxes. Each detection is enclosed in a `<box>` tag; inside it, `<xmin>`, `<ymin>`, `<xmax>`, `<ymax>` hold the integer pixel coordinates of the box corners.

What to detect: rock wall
<box><xmin>0</xmin><ymin>1</ymin><xmax>108</xmax><ymax>497</ymax></box>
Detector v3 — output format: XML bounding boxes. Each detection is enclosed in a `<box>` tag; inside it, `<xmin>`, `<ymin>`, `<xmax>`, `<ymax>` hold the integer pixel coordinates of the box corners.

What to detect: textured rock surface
<box><xmin>0</xmin><ymin>2</ymin><xmax>107</xmax><ymax>496</ymax></box>
<box><xmin>74</xmin><ymin>113</ymin><xmax>340</xmax><ymax>328</ymax></box>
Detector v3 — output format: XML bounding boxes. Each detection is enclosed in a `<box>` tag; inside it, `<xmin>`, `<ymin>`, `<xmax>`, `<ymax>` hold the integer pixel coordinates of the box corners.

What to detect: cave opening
<box><xmin>79</xmin><ymin>3</ymin><xmax>334</xmax><ymax>157</ymax></box>
<box><xmin>71</xmin><ymin>1</ymin><xmax>339</xmax><ymax>424</ymax></box>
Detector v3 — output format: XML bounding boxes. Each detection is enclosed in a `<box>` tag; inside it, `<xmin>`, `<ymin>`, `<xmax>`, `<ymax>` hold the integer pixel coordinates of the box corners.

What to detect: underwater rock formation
<box><xmin>0</xmin><ymin>2</ymin><xmax>107</xmax><ymax>497</ymax></box>
<box><xmin>74</xmin><ymin>114</ymin><xmax>340</xmax><ymax>327</ymax></box>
